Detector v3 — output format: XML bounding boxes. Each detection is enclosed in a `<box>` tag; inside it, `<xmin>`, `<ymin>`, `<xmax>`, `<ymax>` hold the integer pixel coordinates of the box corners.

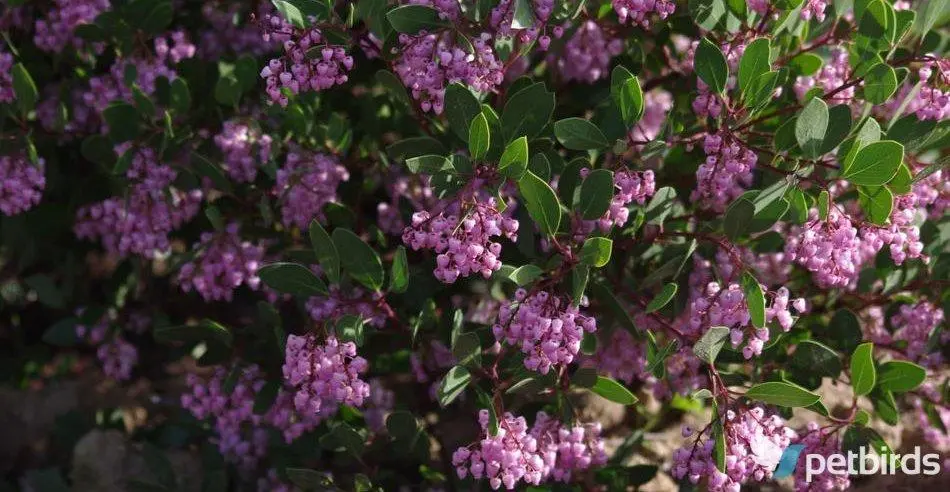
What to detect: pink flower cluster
<box><xmin>911</xmin><ymin>382</ymin><xmax>950</xmax><ymax>454</ymax></box>
<box><xmin>888</xmin><ymin>302</ymin><xmax>946</xmax><ymax>367</ymax></box>
<box><xmin>629</xmin><ymin>89</ymin><xmax>673</xmax><ymax>143</ymax></box>
<box><xmin>684</xmin><ymin>281</ymin><xmax>804</xmax><ymax>359</ymax></box>
<box><xmin>0</xmin><ymin>153</ymin><xmax>45</xmax><ymax>216</ymax></box>
<box><xmin>691</xmin><ymin>132</ymin><xmax>757</xmax><ymax>213</ymax></box>
<box><xmin>214</xmin><ymin>119</ymin><xmax>274</xmax><ymax>183</ymax></box>
<box><xmin>76</xmin><ymin>32</ymin><xmax>195</xmax><ymax>132</ymax></box>
<box><xmin>33</xmin><ymin>0</ymin><xmax>110</xmax><ymax>53</ymax></box>
<box><xmin>74</xmin><ymin>147</ymin><xmax>202</xmax><ymax>257</ymax></box>
<box><xmin>784</xmin><ymin>208</ymin><xmax>865</xmax><ymax>288</ymax></box>
<box><xmin>673</xmin><ymin>406</ymin><xmax>795</xmax><ymax>491</ymax></box>
<box><xmin>591</xmin><ymin>168</ymin><xmax>656</xmax><ymax>232</ymax></box>
<box><xmin>881</xmin><ymin>61</ymin><xmax>950</xmax><ymax>122</ymax></box>
<box><xmin>273</xmin><ymin>150</ymin><xmax>349</xmax><ymax>230</ymax></box>
<box><xmin>260</xmin><ymin>13</ymin><xmax>353</xmax><ymax>107</ymax></box>
<box><xmin>378</xmin><ymin>173</ymin><xmax>436</xmax><ymax>234</ymax></box>
<box><xmin>74</xmin><ymin>310</ymin><xmax>138</xmax><ymax>381</ymax></box>
<box><xmin>585</xmin><ymin>329</ymin><xmax>649</xmax><ymax>385</ymax></box>
<box><xmin>306</xmin><ymin>284</ymin><xmax>387</xmax><ymax>328</ymax></box>
<box><xmin>611</xmin><ymin>0</ymin><xmax>676</xmax><ymax>28</ymax></box>
<box><xmin>530</xmin><ymin>411</ymin><xmax>608</xmax><ymax>483</ymax></box>
<box><xmin>282</xmin><ymin>334</ymin><xmax>371</xmax><ymax>416</ymax></box>
<box><xmin>794</xmin><ymin>48</ymin><xmax>853</xmax><ymax>105</ymax></box>
<box><xmin>554</xmin><ymin>21</ymin><xmax>623</xmax><ymax>84</ymax></box>
<box><xmin>96</xmin><ymin>336</ymin><xmax>138</xmax><ymax>381</ymax></box>
<box><xmin>363</xmin><ymin>379</ymin><xmax>395</xmax><ymax>433</ymax></box>
<box><xmin>181</xmin><ymin>365</ymin><xmax>323</xmax><ymax>467</ymax></box>
<box><xmin>177</xmin><ymin>223</ymin><xmax>265</xmax><ymax>302</ymax></box>
<box><xmin>881</xmin><ymin>193</ymin><xmax>925</xmax><ymax>264</ymax></box>
<box><xmin>403</xmin><ymin>197</ymin><xmax>518</xmax><ymax>283</ymax></box>
<box><xmin>490</xmin><ymin>0</ymin><xmax>556</xmax><ymax>45</ymax></box>
<box><xmin>199</xmin><ymin>2</ymin><xmax>276</xmax><ymax>59</ymax></box>
<box><xmin>452</xmin><ymin>410</ymin><xmax>606</xmax><ymax>490</ymax></box>
<box><xmin>792</xmin><ymin>422</ymin><xmax>850</xmax><ymax>492</ymax></box>
<box><xmin>492</xmin><ymin>288</ymin><xmax>597</xmax><ymax>374</ymax></box>
<box><xmin>801</xmin><ymin>0</ymin><xmax>829</xmax><ymax>22</ymax></box>
<box><xmin>912</xmin><ymin>161</ymin><xmax>950</xmax><ymax>219</ymax></box>
<box><xmin>394</xmin><ymin>31</ymin><xmax>504</xmax><ymax>113</ymax></box>
<box><xmin>0</xmin><ymin>48</ymin><xmax>13</xmax><ymax>103</ymax></box>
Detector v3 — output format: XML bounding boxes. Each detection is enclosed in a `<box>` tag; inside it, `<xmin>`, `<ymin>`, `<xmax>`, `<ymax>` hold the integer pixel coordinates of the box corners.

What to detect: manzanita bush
<box><xmin>1</xmin><ymin>0</ymin><xmax>949</xmax><ymax>490</ymax></box>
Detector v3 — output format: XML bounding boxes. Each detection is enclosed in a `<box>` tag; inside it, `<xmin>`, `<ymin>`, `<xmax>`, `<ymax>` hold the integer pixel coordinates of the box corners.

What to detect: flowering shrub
<box><xmin>1</xmin><ymin>0</ymin><xmax>949</xmax><ymax>491</ymax></box>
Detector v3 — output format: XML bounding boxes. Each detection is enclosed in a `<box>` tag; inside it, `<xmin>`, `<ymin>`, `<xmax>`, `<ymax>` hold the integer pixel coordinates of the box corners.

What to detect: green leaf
<box><xmin>438</xmin><ymin>366</ymin><xmax>471</xmax><ymax>407</ymax></box>
<box><xmin>12</xmin><ymin>63</ymin><xmax>38</xmax><ymax>115</ymax></box>
<box><xmin>103</xmin><ymin>102</ymin><xmax>142</xmax><ymax>143</ymax></box>
<box><xmin>169</xmin><ymin>78</ymin><xmax>190</xmax><ymax>114</ymax></box>
<box><xmin>850</xmin><ymin>342</ymin><xmax>876</xmax><ymax>396</ymax></box>
<box><xmin>43</xmin><ymin>318</ymin><xmax>79</xmax><ymax>347</ymax></box>
<box><xmin>578</xmin><ymin>169</ymin><xmax>614</xmax><ymax>220</ymax></box>
<box><xmin>857</xmin><ymin>185</ymin><xmax>893</xmax><ymax>226</ymax></box>
<box><xmin>468</xmin><ymin>113</ymin><xmax>490</xmax><ymax>160</ymax></box>
<box><xmin>444</xmin><ymin>84</ymin><xmax>481</xmax><ymax>142</ymax></box>
<box><xmin>877</xmin><ymin>360</ymin><xmax>926</xmax><ymax>392</ymax></box>
<box><xmin>646</xmin><ymin>283</ymin><xmax>678</xmax><ymax>313</ymax></box>
<box><xmin>581</xmin><ymin>237</ymin><xmax>613</xmax><ymax>268</ymax></box>
<box><xmin>789</xmin><ymin>53</ymin><xmax>823</xmax><ymax>76</ymax></box>
<box><xmin>827</xmin><ymin>309</ymin><xmax>863</xmax><ymax>353</ymax></box>
<box><xmin>81</xmin><ymin>135</ymin><xmax>116</xmax><ymax>166</ymax></box>
<box><xmin>501</xmin><ymin>83</ymin><xmax>555</xmax><ymax>141</ymax></box>
<box><xmin>309</xmin><ymin>220</ymin><xmax>340</xmax><ymax>285</ymax></box>
<box><xmin>741</xmin><ymin>272</ymin><xmax>766</xmax><ymax>328</ymax></box>
<box><xmin>863</xmin><ymin>63</ymin><xmax>898</xmax><ymax>104</ymax></box>
<box><xmin>390</xmin><ymin>246</ymin><xmax>409</xmax><ymax>293</ymax></box>
<box><xmin>376</xmin><ymin>69</ymin><xmax>411</xmax><ymax>107</ymax></box>
<box><xmin>499</xmin><ymin>136</ymin><xmax>528</xmax><ymax>179</ymax></box>
<box><xmin>738</xmin><ymin>38</ymin><xmax>771</xmax><ymax>96</ymax></box>
<box><xmin>452</xmin><ymin>332</ymin><xmax>482</xmax><ymax>367</ymax></box>
<box><xmin>644</xmin><ymin>187</ymin><xmax>677</xmax><ymax>225</ymax></box>
<box><xmin>713</xmin><ymin>416</ymin><xmax>727</xmax><ymax>472</ymax></box>
<box><xmin>554</xmin><ymin>118</ymin><xmax>609</xmax><ymax>150</ymax></box>
<box><xmin>386</xmin><ymin>411</ymin><xmax>421</xmax><ymax>442</ymax></box>
<box><xmin>332</xmin><ymin>229</ymin><xmax>385</xmax><ymax>291</ymax></box>
<box><xmin>695</xmin><ymin>38</ymin><xmax>728</xmax><ymax>94</ymax></box>
<box><xmin>506</xmin><ymin>264</ymin><xmax>543</xmax><ymax>286</ymax></box>
<box><xmin>285</xmin><ymin>468</ymin><xmax>335</xmax><ymax>490</ymax></box>
<box><xmin>919</xmin><ymin>0</ymin><xmax>948</xmax><ymax>35</ymax></box>
<box><xmin>796</xmin><ymin>97</ymin><xmax>829</xmax><ymax>159</ymax></box>
<box><xmin>510</xmin><ymin>0</ymin><xmax>534</xmax><ymax>28</ymax></box>
<box><xmin>258</xmin><ymin>262</ymin><xmax>328</xmax><ymax>296</ymax></box>
<box><xmin>693</xmin><ymin>326</ymin><xmax>731</xmax><ymax>364</ymax></box>
<box><xmin>745</xmin><ymin>70</ymin><xmax>780</xmax><ymax>110</ymax></box>
<box><xmin>386</xmin><ymin>4</ymin><xmax>449</xmax><ymax>33</ymax></box>
<box><xmin>571</xmin><ymin>265</ymin><xmax>590</xmax><ymax>305</ymax></box>
<box><xmin>518</xmin><ymin>171</ymin><xmax>561</xmax><ymax>235</ymax></box>
<box><xmin>791</xmin><ymin>340</ymin><xmax>842</xmax><ymax>378</ymax></box>
<box><xmin>611</xmin><ymin>66</ymin><xmax>644</xmax><ymax>126</ymax></box>
<box><xmin>745</xmin><ymin>381</ymin><xmax>822</xmax><ymax>407</ymax></box>
<box><xmin>871</xmin><ymin>388</ymin><xmax>899</xmax><ymax>424</ymax></box>
<box><xmin>140</xmin><ymin>1</ymin><xmax>173</xmax><ymax>35</ymax></box>
<box><xmin>271</xmin><ymin>0</ymin><xmax>330</xmax><ymax>28</ymax></box>
<box><xmin>405</xmin><ymin>154</ymin><xmax>451</xmax><ymax>174</ymax></box>
<box><xmin>724</xmin><ymin>199</ymin><xmax>755</xmax><ymax>240</ymax></box>
<box><xmin>859</xmin><ymin>0</ymin><xmax>890</xmax><ymax>39</ymax></box>
<box><xmin>591</xmin><ymin>377</ymin><xmax>638</xmax><ymax>405</ymax></box>
<box><xmin>154</xmin><ymin>319</ymin><xmax>233</xmax><ymax>347</ymax></box>
<box><xmin>841</xmin><ymin>140</ymin><xmax>903</xmax><ymax>185</ymax></box>
<box><xmin>820</xmin><ymin>104</ymin><xmax>853</xmax><ymax>154</ymax></box>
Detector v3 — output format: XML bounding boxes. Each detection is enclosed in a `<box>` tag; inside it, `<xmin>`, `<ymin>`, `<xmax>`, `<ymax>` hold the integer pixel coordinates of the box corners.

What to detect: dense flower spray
<box><xmin>74</xmin><ymin>147</ymin><xmax>202</xmax><ymax>257</ymax></box>
<box><xmin>493</xmin><ymin>288</ymin><xmax>597</xmax><ymax>374</ymax></box>
<box><xmin>177</xmin><ymin>223</ymin><xmax>265</xmax><ymax>302</ymax></box>
<box><xmin>273</xmin><ymin>150</ymin><xmax>349</xmax><ymax>230</ymax></box>
<box><xmin>282</xmin><ymin>335</ymin><xmax>371</xmax><ymax>416</ymax></box>
<box><xmin>673</xmin><ymin>406</ymin><xmax>795</xmax><ymax>491</ymax></box>
<box><xmin>0</xmin><ymin>153</ymin><xmax>45</xmax><ymax>216</ymax></box>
